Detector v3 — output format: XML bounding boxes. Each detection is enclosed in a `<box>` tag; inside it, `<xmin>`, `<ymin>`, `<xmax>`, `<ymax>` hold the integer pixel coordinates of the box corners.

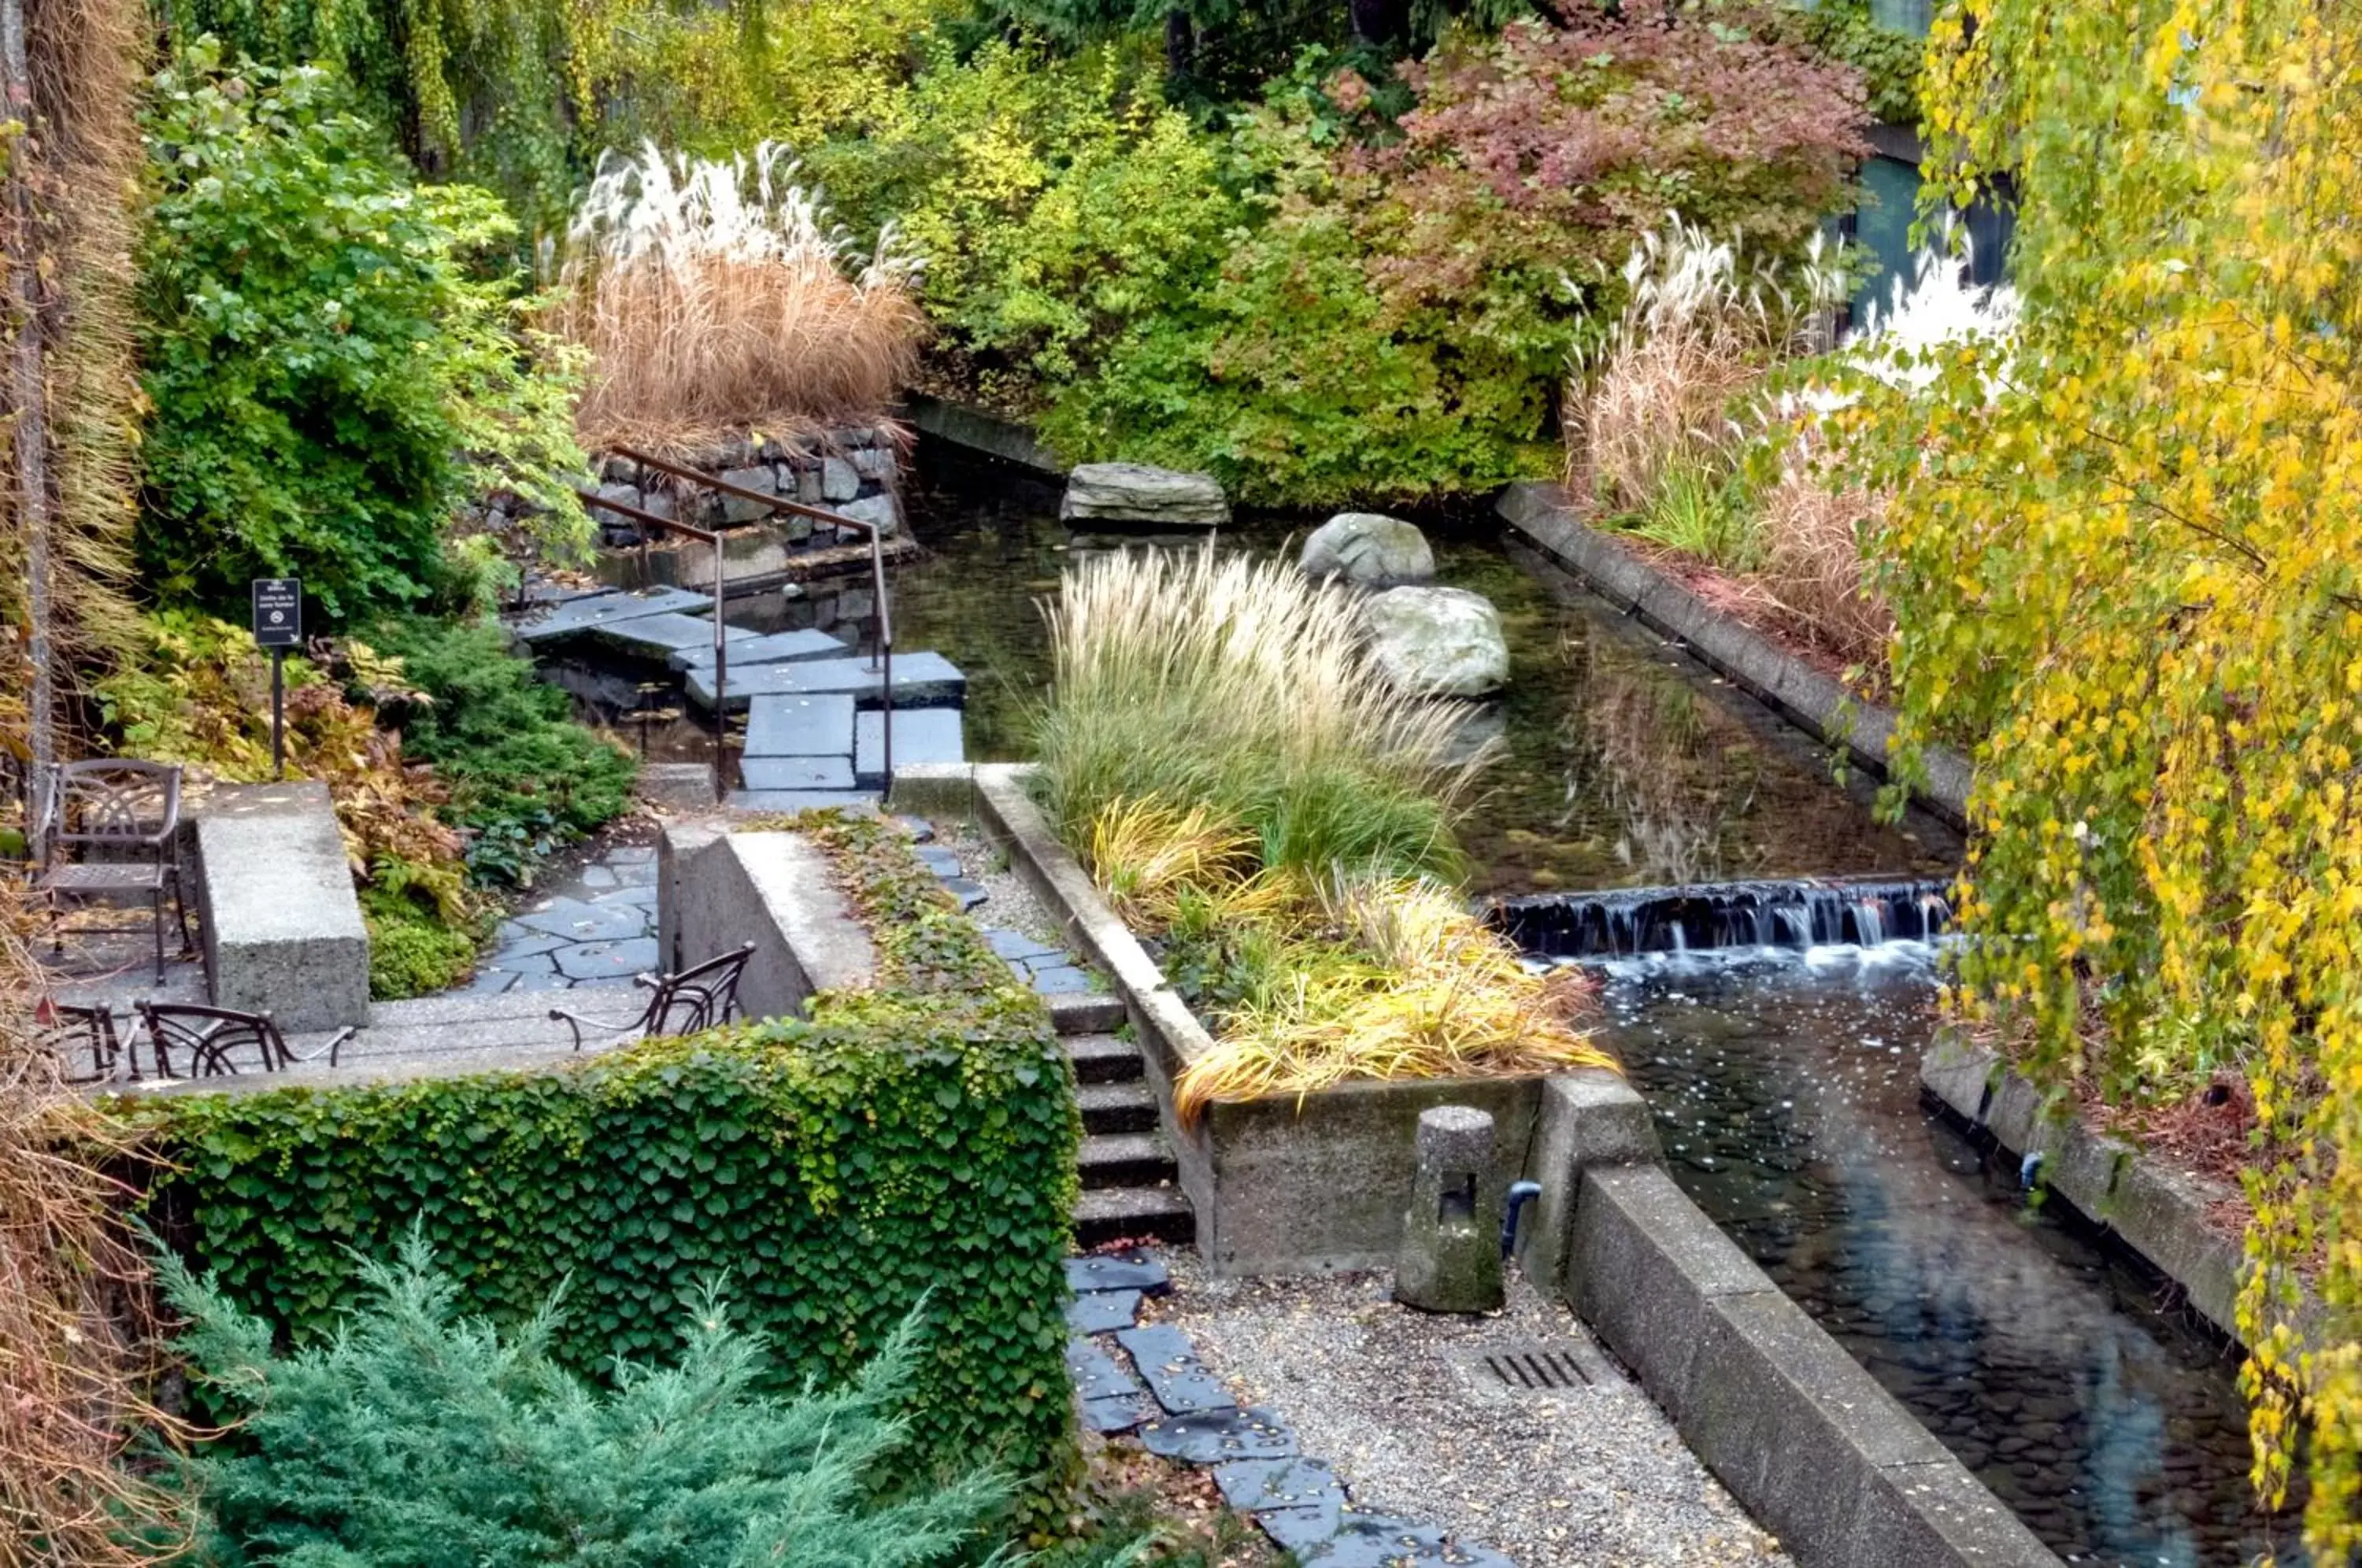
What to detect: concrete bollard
<box><xmin>1394</xmin><ymin>1105</ymin><xmax>1505</xmax><ymax>1313</ymax></box>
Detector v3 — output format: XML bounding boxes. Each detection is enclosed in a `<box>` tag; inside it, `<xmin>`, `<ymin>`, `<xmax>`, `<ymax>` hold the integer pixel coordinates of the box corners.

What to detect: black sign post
<box><xmin>251</xmin><ymin>579</ymin><xmax>302</xmax><ymax>778</ymax></box>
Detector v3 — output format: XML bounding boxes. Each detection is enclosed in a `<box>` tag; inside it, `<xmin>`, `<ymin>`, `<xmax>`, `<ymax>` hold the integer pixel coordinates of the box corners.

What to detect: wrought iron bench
<box><xmin>133</xmin><ymin>1000</ymin><xmax>355</xmax><ymax>1080</ymax></box>
<box><xmin>35</xmin><ymin>760</ymin><xmax>195</xmax><ymax>983</ymax></box>
<box><xmin>35</xmin><ymin>998</ymin><xmax>128</xmax><ymax>1084</ymax></box>
<box><xmin>550</xmin><ymin>941</ymin><xmax>756</xmax><ymax>1052</ymax></box>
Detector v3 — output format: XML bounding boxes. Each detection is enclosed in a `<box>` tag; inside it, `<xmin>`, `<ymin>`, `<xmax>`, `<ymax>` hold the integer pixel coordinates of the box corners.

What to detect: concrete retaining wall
<box><xmin>1497</xmin><ymin>481</ymin><xmax>1971</xmax><ymax>830</ymax></box>
<box><xmin>1527</xmin><ymin>1070</ymin><xmax>2060</xmax><ymax>1568</ymax></box>
<box><xmin>658</xmin><ymin>821</ymin><xmax>876</xmax><ymax>1021</ymax></box>
<box><xmin>193</xmin><ymin>781</ymin><xmax>370</xmax><ymax>1031</ymax></box>
<box><xmin>902</xmin><ymin>393</ymin><xmax>1068</xmax><ymax>475</ymax></box>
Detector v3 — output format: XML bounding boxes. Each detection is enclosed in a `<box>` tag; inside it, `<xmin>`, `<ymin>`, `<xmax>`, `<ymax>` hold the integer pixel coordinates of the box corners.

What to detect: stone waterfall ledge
<box><xmin>193</xmin><ymin>781</ymin><xmax>371</xmax><ymax>1032</ymax></box>
<box><xmin>1530</xmin><ymin>1071</ymin><xmax>2061</xmax><ymax>1568</ymax></box>
<box><xmin>1920</xmin><ymin>1035</ymin><xmax>2320</xmax><ymax>1350</ymax></box>
<box><xmin>1497</xmin><ymin>481</ymin><xmax>1971</xmax><ymax>830</ymax></box>
<box><xmin>902</xmin><ymin>393</ymin><xmax>1068</xmax><ymax>476</ymax></box>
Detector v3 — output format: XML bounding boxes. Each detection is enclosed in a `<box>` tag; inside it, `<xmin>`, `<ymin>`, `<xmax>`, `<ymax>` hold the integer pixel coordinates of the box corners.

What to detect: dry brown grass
<box><xmin>0</xmin><ymin>889</ymin><xmax>189</xmax><ymax>1560</ymax></box>
<box><xmin>554</xmin><ymin>143</ymin><xmax>924</xmax><ymax>456</ymax></box>
<box><xmin>1742</xmin><ymin>444</ymin><xmax>1893</xmax><ymax>673</ymax></box>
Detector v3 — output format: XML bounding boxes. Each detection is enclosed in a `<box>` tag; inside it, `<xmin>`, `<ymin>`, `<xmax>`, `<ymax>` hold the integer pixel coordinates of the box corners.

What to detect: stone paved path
<box><xmin>1065</xmin><ymin>1252</ymin><xmax>1515</xmax><ymax>1567</ymax></box>
<box><xmin>470</xmin><ymin>843</ymin><xmax>663</xmax><ymax>994</ymax></box>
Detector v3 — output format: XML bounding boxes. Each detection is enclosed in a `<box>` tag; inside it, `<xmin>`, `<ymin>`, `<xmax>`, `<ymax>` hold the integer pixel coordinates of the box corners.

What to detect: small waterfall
<box><xmin>1490</xmin><ymin>877</ymin><xmax>1955</xmax><ymax>960</ymax></box>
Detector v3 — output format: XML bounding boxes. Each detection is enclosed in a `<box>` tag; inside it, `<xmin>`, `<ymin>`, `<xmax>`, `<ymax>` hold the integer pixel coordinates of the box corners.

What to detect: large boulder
<box><xmin>1301</xmin><ymin>512</ymin><xmax>1435</xmax><ymax>586</ymax></box>
<box><xmin>1060</xmin><ymin>462</ymin><xmax>1231</xmax><ymax>527</ymax></box>
<box><xmin>1361</xmin><ymin>586</ymin><xmax>1509</xmax><ymax>697</ymax></box>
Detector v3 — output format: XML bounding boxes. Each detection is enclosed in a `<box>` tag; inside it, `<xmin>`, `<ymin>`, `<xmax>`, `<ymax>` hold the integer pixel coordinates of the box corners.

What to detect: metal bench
<box><xmin>133</xmin><ymin>1000</ymin><xmax>354</xmax><ymax>1080</ymax></box>
<box><xmin>550</xmin><ymin>941</ymin><xmax>756</xmax><ymax>1052</ymax></box>
<box><xmin>35</xmin><ymin>760</ymin><xmax>195</xmax><ymax>983</ymax></box>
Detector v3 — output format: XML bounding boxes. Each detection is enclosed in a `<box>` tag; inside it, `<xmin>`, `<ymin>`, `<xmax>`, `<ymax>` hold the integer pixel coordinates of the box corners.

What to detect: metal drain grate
<box><xmin>1481</xmin><ymin>1347</ymin><xmax>1591</xmax><ymax>1392</ymax></box>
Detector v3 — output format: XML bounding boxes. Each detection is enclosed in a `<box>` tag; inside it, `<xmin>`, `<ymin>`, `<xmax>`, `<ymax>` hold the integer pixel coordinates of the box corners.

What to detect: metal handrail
<box><xmin>584</xmin><ymin>446</ymin><xmax>899</xmax><ymax>790</ymax></box>
<box><xmin>575</xmin><ymin>487</ymin><xmax>731</xmax><ymax>803</ymax></box>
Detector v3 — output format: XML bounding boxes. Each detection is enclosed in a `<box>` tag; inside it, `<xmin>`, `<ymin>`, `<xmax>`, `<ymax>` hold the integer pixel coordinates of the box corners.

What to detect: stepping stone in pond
<box><xmin>1065</xmin><ymin>1253</ymin><xmax>1170</xmax><ymax>1294</ymax></box>
<box><xmin>740</xmin><ymin>756</ymin><xmax>857</xmax><ymax>793</ymax></box>
<box><xmin>1030</xmin><ymin>964</ymin><xmax>1101</xmax><ymax>997</ymax></box>
<box><xmin>742</xmin><ymin>693</ymin><xmax>857</xmax><ymax>758</ymax></box>
<box><xmin>940</xmin><ymin>878</ymin><xmax>987</xmax><ymax>912</ymax></box>
<box><xmin>1064</xmin><ymin>1337</ymin><xmax>1143</xmax><ymax>1405</ymax></box>
<box><xmin>1117</xmin><ymin>1324</ymin><xmax>1237</xmax><ymax>1415</ymax></box>
<box><xmin>511</xmin><ymin>587</ymin><xmax>711</xmax><ymax>644</ymax></box>
<box><xmin>554</xmin><ymin>937</ymin><xmax>661</xmax><ymax>980</ymax></box>
<box><xmin>1064</xmin><ymin>1289</ymin><xmax>1142</xmax><ymax>1335</ymax></box>
<box><xmin>512</xmin><ymin>897</ymin><xmax>646</xmax><ymax>942</ymax></box>
<box><xmin>672</xmin><ymin>627</ymin><xmax>850</xmax><ymax>674</ymax></box>
<box><xmin>853</xmin><ymin>707</ymin><xmax>966</xmax><ymax>788</ymax></box>
<box><xmin>1138</xmin><ymin>1407</ymin><xmax>1297</xmax><ymax>1466</ymax></box>
<box><xmin>687</xmin><ymin>651</ymin><xmax>965</xmax><ymax>713</ymax></box>
<box><xmin>988</xmin><ymin>928</ymin><xmax>1064</xmax><ymax>965</ymax></box>
<box><xmin>726</xmin><ymin>790</ymin><xmax>880</xmax><ymax>813</ymax></box>
<box><xmin>574</xmin><ymin>612</ymin><xmax>760</xmax><ymax>665</ymax></box>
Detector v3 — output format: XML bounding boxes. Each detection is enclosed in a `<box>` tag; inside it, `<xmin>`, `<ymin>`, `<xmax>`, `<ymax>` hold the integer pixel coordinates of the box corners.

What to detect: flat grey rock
<box><xmin>1118</xmin><ymin>1324</ymin><xmax>1237</xmax><ymax>1415</ymax></box>
<box><xmin>1029</xmin><ymin>963</ymin><xmax>1098</xmax><ymax>996</ymax></box>
<box><xmin>1216</xmin><ymin>1456</ymin><xmax>1346</xmax><ymax>1512</ymax></box>
<box><xmin>987</xmin><ymin>929</ymin><xmax>1064</xmax><ymax>964</ymax></box>
<box><xmin>511</xmin><ymin>897</ymin><xmax>646</xmax><ymax>942</ymax></box>
<box><xmin>894</xmin><ymin>815</ymin><xmax>935</xmax><ymax>843</ymax></box>
<box><xmin>606</xmin><ymin>846</ymin><xmax>658</xmax><ymax>865</ymax></box>
<box><xmin>1081</xmin><ymin>1393</ymin><xmax>1155</xmax><ymax>1434</ymax></box>
<box><xmin>487</xmin><ymin>930</ymin><xmax>572</xmax><ymax>960</ymax></box>
<box><xmin>1065</xmin><ymin>1253</ymin><xmax>1171</xmax><ymax>1294</ymax></box>
<box><xmin>671</xmin><ymin>627</ymin><xmax>849</xmax><ymax>674</ymax></box>
<box><xmin>742</xmin><ymin>693</ymin><xmax>857</xmax><ymax>758</ymax></box>
<box><xmin>916</xmin><ymin>846</ymin><xmax>963</xmax><ymax>877</ymax></box>
<box><xmin>573</xmin><ymin>612</ymin><xmax>753</xmax><ymax>664</ymax></box>
<box><xmin>724</xmin><ymin>789</ymin><xmax>880</xmax><ymax>812</ymax></box>
<box><xmin>1138</xmin><ymin>1407</ymin><xmax>1297</xmax><ymax>1465</ymax></box>
<box><xmin>1301</xmin><ymin>512</ymin><xmax>1435</xmax><ymax>587</ymax></box>
<box><xmin>687</xmin><ymin>652</ymin><xmax>964</xmax><ymax>712</ymax></box>
<box><xmin>739</xmin><ymin>756</ymin><xmax>857</xmax><ymax>793</ymax></box>
<box><xmin>511</xmin><ymin>587</ymin><xmax>710</xmax><ymax>643</ymax></box>
<box><xmin>553</xmin><ymin>937</ymin><xmax>659</xmax><ymax>980</ymax></box>
<box><xmin>1065</xmin><ymin>1337</ymin><xmax>1143</xmax><ymax>1405</ymax></box>
<box><xmin>579</xmin><ymin>865</ymin><xmax>618</xmax><ymax>889</ymax></box>
<box><xmin>1064</xmin><ymin>1289</ymin><xmax>1143</xmax><ymax>1334</ymax></box>
<box><xmin>939</xmin><ymin>877</ymin><xmax>987</xmax><ymax>912</ymax></box>
<box><xmin>484</xmin><ymin>950</ymin><xmax>558</xmax><ymax>978</ymax></box>
<box><xmin>1060</xmin><ymin>462</ymin><xmax>1230</xmax><ymax>527</ymax></box>
<box><xmin>853</xmin><ymin>707</ymin><xmax>965</xmax><ymax>787</ymax></box>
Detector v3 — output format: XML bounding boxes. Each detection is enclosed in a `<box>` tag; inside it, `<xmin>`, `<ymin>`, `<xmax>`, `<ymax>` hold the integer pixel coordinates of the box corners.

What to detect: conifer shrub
<box><xmin>128</xmin><ymin>812</ymin><xmax>1079</xmax><ymax>1496</ymax></box>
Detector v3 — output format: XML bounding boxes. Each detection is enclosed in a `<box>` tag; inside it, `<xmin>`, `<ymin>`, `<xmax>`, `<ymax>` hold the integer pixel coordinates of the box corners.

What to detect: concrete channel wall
<box><xmin>1497</xmin><ymin>481</ymin><xmax>1973</xmax><ymax>830</ymax></box>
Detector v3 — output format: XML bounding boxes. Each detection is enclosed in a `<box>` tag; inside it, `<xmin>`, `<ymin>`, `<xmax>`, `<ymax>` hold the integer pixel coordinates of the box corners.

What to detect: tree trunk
<box><xmin>2</xmin><ymin>0</ymin><xmax>55</xmax><ymax>768</ymax></box>
<box><xmin>1164</xmin><ymin>8</ymin><xmax>1194</xmax><ymax>80</ymax></box>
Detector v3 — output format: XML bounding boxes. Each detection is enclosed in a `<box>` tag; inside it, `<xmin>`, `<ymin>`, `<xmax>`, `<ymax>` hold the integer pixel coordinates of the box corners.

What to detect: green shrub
<box><xmin>367</xmin><ymin>616</ymin><xmax>635</xmax><ymax>883</ymax></box>
<box><xmin>164</xmin><ymin>1232</ymin><xmax>1020</xmax><ymax>1566</ymax></box>
<box><xmin>131</xmin><ymin>813</ymin><xmax>1079</xmax><ymax>1496</ymax></box>
<box><xmin>359</xmin><ymin>882</ymin><xmax>479</xmax><ymax>999</ymax></box>
<box><xmin>137</xmin><ymin>42</ymin><xmax>589</xmax><ymax>623</ymax></box>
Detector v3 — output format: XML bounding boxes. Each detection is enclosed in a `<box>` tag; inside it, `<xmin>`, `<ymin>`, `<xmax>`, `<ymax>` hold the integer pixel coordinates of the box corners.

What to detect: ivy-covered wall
<box><xmin>129</xmin><ymin>813</ymin><xmax>1081</xmax><ymax>1488</ymax></box>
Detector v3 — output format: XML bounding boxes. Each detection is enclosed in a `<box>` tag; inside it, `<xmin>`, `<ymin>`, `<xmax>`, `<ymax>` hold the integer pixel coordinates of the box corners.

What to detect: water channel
<box><xmin>563</xmin><ymin>442</ymin><xmax>2297</xmax><ymax>1564</ymax></box>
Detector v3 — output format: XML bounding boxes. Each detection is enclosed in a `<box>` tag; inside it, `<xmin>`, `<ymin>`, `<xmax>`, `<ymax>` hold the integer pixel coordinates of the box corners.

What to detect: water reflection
<box><xmin>1590</xmin><ymin>944</ymin><xmax>2301</xmax><ymax>1566</ymax></box>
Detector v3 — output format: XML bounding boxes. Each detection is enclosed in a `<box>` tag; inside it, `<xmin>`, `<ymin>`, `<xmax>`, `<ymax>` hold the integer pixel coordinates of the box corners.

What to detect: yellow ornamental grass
<box><xmin>1172</xmin><ymin>877</ymin><xmax>1615</xmax><ymax>1124</ymax></box>
<box><xmin>1840</xmin><ymin>0</ymin><xmax>2362</xmax><ymax>1549</ymax></box>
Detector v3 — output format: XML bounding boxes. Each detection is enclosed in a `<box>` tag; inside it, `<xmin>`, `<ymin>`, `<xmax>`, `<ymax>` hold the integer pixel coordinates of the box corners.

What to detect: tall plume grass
<box><xmin>554</xmin><ymin>142</ymin><xmax>924</xmax><ymax>455</ymax></box>
<box><xmin>0</xmin><ymin>887</ymin><xmax>188</xmax><ymax>1559</ymax></box>
<box><xmin>1744</xmin><ymin>440</ymin><xmax>1893</xmax><ymax>671</ymax></box>
<box><xmin>1036</xmin><ymin>544</ymin><xmax>1483</xmax><ymax>882</ymax></box>
<box><xmin>1568</xmin><ymin>216</ymin><xmax>1842</xmax><ymax>515</ymax></box>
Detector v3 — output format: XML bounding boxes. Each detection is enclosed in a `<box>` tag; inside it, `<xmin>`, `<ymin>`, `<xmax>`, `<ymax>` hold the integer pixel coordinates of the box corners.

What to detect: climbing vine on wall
<box><xmin>1834</xmin><ymin>0</ymin><xmax>2362</xmax><ymax>1551</ymax></box>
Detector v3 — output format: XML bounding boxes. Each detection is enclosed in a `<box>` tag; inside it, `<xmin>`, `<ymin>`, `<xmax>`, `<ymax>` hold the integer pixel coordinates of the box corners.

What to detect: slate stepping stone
<box><xmin>742</xmin><ymin>693</ymin><xmax>857</xmax><ymax>758</ymax></box>
<box><xmin>726</xmin><ymin>789</ymin><xmax>880</xmax><ymax>812</ymax></box>
<box><xmin>606</xmin><ymin>846</ymin><xmax>658</xmax><ymax>865</ymax></box>
<box><xmin>513</xmin><ymin>897</ymin><xmax>646</xmax><ymax>942</ymax></box>
<box><xmin>1064</xmin><ymin>1289</ymin><xmax>1142</xmax><ymax>1335</ymax></box>
<box><xmin>462</xmin><ymin>967</ymin><xmax>520</xmax><ymax>996</ymax></box>
<box><xmin>512</xmin><ymin>587</ymin><xmax>710</xmax><ymax>644</ymax></box>
<box><xmin>916</xmin><ymin>846</ymin><xmax>964</xmax><ymax>878</ymax></box>
<box><xmin>853</xmin><ymin>707</ymin><xmax>966</xmax><ymax>787</ymax></box>
<box><xmin>672</xmin><ymin>626</ymin><xmax>849</xmax><ymax>674</ymax></box>
<box><xmin>576</xmin><ymin>612</ymin><xmax>757</xmax><ymax>664</ymax></box>
<box><xmin>554</xmin><ymin>937</ymin><xmax>660</xmax><ymax>980</ymax></box>
<box><xmin>1065</xmin><ymin>1337</ymin><xmax>1143</xmax><ymax>1405</ymax></box>
<box><xmin>1030</xmin><ymin>964</ymin><xmax>1099</xmax><ymax>996</ymax></box>
<box><xmin>488</xmin><ymin>929</ymin><xmax>572</xmax><ymax>961</ymax></box>
<box><xmin>988</xmin><ymin>929</ymin><xmax>1064</xmax><ymax>964</ymax></box>
<box><xmin>687</xmin><ymin>651</ymin><xmax>965</xmax><ymax>712</ymax></box>
<box><xmin>941</xmin><ymin>877</ymin><xmax>987</xmax><ymax>912</ymax></box>
<box><xmin>895</xmin><ymin>816</ymin><xmax>936</xmax><ymax>843</ymax></box>
<box><xmin>741</xmin><ymin>756</ymin><xmax>857</xmax><ymax>792</ymax></box>
<box><xmin>1081</xmin><ymin>1394</ymin><xmax>1157</xmax><ymax>1435</ymax></box>
<box><xmin>486</xmin><ymin>950</ymin><xmax>558</xmax><ymax>978</ymax></box>
<box><xmin>1118</xmin><ymin>1324</ymin><xmax>1237</xmax><ymax>1415</ymax></box>
<box><xmin>1065</xmin><ymin>1253</ymin><xmax>1171</xmax><ymax>1294</ymax></box>
<box><xmin>579</xmin><ymin>864</ymin><xmax>619</xmax><ymax>890</ymax></box>
<box><xmin>1138</xmin><ymin>1407</ymin><xmax>1297</xmax><ymax>1465</ymax></box>
<box><xmin>1217</xmin><ymin>1459</ymin><xmax>1349</xmax><ymax>1552</ymax></box>
<box><xmin>512</xmin><ymin>971</ymin><xmax>577</xmax><ymax>993</ymax></box>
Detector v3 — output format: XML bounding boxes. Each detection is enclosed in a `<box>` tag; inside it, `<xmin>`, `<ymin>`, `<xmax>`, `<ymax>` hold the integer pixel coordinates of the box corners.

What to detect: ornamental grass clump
<box><xmin>557</xmin><ymin>142</ymin><xmax>924</xmax><ymax>454</ymax></box>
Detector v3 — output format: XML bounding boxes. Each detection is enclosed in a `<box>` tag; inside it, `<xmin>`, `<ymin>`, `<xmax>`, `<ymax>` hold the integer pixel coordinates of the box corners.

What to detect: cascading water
<box><xmin>1490</xmin><ymin>876</ymin><xmax>1953</xmax><ymax>959</ymax></box>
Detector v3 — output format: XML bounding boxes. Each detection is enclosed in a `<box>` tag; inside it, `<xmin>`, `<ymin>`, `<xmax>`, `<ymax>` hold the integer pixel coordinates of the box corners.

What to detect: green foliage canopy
<box><xmin>136</xmin><ymin>43</ymin><xmax>588</xmax><ymax>623</ymax></box>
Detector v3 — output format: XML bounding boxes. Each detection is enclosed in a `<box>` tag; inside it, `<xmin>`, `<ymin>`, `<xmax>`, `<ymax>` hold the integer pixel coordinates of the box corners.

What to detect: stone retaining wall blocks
<box><xmin>194</xmin><ymin>782</ymin><xmax>371</xmax><ymax>1032</ymax></box>
<box><xmin>661</xmin><ymin>824</ymin><xmax>876</xmax><ymax>1019</ymax></box>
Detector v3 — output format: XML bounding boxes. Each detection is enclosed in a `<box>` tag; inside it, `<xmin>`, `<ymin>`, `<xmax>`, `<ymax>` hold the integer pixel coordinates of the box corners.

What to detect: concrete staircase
<box><xmin>1055</xmin><ymin>995</ymin><xmax>1194</xmax><ymax>1247</ymax></box>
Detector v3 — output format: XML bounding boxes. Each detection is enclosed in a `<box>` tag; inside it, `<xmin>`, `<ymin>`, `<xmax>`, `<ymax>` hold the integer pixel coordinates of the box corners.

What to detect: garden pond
<box><xmin>553</xmin><ymin>443</ymin><xmax>2296</xmax><ymax>1565</ymax></box>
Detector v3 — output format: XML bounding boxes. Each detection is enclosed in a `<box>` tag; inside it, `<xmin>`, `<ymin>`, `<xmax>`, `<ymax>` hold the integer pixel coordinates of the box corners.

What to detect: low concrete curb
<box><xmin>1919</xmin><ymin>1036</ymin><xmax>2314</xmax><ymax>1348</ymax></box>
<box><xmin>1525</xmin><ymin>1075</ymin><xmax>2059</xmax><ymax>1568</ymax></box>
<box><xmin>902</xmin><ymin>393</ymin><xmax>1068</xmax><ymax>476</ymax></box>
<box><xmin>950</xmin><ymin>763</ymin><xmax>1543</xmax><ymax>1275</ymax></box>
<box><xmin>1497</xmin><ymin>481</ymin><xmax>1971</xmax><ymax>830</ymax></box>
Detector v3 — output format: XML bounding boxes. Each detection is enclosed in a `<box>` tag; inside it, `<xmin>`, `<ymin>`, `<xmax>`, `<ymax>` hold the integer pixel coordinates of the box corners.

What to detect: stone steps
<box><xmin>671</xmin><ymin>627</ymin><xmax>850</xmax><ymax>675</ymax></box>
<box><xmin>1075</xmin><ymin>1186</ymin><xmax>1195</xmax><ymax>1248</ymax></box>
<box><xmin>1077</xmin><ymin>1078</ymin><xmax>1159</xmax><ymax>1134</ymax></box>
<box><xmin>510</xmin><ymin>586</ymin><xmax>711</xmax><ymax>645</ymax></box>
<box><xmin>1079</xmin><ymin>1131</ymin><xmax>1175</xmax><ymax>1190</ymax></box>
<box><xmin>1065</xmin><ymin>1031</ymin><xmax>1142</xmax><ymax>1084</ymax></box>
<box><xmin>742</xmin><ymin>693</ymin><xmax>856</xmax><ymax>757</ymax></box>
<box><xmin>853</xmin><ymin>708</ymin><xmax>965</xmax><ymax>789</ymax></box>
<box><xmin>686</xmin><ymin>651</ymin><xmax>964</xmax><ymax>712</ymax></box>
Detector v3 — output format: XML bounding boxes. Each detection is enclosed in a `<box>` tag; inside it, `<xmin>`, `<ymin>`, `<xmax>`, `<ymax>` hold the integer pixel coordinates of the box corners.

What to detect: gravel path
<box><xmin>1153</xmin><ymin>1254</ymin><xmax>1789</xmax><ymax>1568</ymax></box>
